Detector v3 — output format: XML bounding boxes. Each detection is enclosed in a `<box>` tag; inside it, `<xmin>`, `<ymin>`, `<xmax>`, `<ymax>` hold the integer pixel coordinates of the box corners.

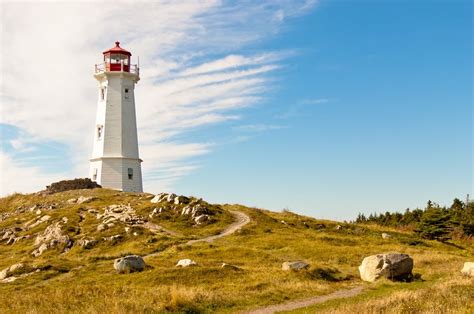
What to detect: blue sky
<box><xmin>1</xmin><ymin>0</ymin><xmax>472</xmax><ymax>220</ymax></box>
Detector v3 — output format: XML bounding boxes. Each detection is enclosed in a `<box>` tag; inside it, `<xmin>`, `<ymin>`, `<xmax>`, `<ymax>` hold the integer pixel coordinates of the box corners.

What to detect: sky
<box><xmin>0</xmin><ymin>0</ymin><xmax>472</xmax><ymax>220</ymax></box>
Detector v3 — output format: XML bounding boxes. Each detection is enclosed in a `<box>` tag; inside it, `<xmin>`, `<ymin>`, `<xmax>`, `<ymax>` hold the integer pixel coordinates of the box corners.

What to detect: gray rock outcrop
<box><xmin>359</xmin><ymin>253</ymin><xmax>413</xmax><ymax>282</ymax></box>
<box><xmin>32</xmin><ymin>221</ymin><xmax>71</xmax><ymax>257</ymax></box>
<box><xmin>114</xmin><ymin>255</ymin><xmax>145</xmax><ymax>273</ymax></box>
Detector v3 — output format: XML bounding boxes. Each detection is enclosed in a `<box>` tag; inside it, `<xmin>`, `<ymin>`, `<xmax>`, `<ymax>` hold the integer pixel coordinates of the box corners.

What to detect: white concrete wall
<box><xmin>90</xmin><ymin>71</ymin><xmax>143</xmax><ymax>192</ymax></box>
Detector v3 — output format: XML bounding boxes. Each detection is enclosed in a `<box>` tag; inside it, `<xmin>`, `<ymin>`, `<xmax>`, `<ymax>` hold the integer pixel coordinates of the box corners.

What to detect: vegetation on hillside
<box><xmin>355</xmin><ymin>198</ymin><xmax>474</xmax><ymax>241</ymax></box>
<box><xmin>0</xmin><ymin>189</ymin><xmax>472</xmax><ymax>313</ymax></box>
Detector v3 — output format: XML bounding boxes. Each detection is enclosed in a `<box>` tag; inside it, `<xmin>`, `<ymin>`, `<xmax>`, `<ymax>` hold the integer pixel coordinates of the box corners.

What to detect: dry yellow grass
<box><xmin>0</xmin><ymin>190</ymin><xmax>472</xmax><ymax>313</ymax></box>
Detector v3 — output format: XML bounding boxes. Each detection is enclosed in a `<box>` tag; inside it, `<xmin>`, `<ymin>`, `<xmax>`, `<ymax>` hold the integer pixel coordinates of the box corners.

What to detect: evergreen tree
<box><xmin>415</xmin><ymin>208</ymin><xmax>452</xmax><ymax>242</ymax></box>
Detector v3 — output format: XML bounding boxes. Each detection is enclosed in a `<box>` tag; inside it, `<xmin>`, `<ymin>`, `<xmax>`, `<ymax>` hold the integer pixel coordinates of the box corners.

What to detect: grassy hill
<box><xmin>0</xmin><ymin>188</ymin><xmax>472</xmax><ymax>313</ymax></box>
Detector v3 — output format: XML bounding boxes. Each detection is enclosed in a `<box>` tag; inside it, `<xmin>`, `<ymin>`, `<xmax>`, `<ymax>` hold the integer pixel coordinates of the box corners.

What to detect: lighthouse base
<box><xmin>90</xmin><ymin>157</ymin><xmax>143</xmax><ymax>193</ymax></box>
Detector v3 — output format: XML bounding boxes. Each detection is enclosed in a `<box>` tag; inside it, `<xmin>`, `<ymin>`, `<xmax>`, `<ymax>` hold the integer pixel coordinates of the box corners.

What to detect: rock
<box><xmin>104</xmin><ymin>234</ymin><xmax>123</xmax><ymax>244</ymax></box>
<box><xmin>282</xmin><ymin>261</ymin><xmax>309</xmax><ymax>271</ymax></box>
<box><xmin>382</xmin><ymin>233</ymin><xmax>392</xmax><ymax>239</ymax></box>
<box><xmin>77</xmin><ymin>196</ymin><xmax>95</xmax><ymax>204</ymax></box>
<box><xmin>150</xmin><ymin>193</ymin><xmax>167</xmax><ymax>203</ymax></box>
<box><xmin>166</xmin><ymin>193</ymin><xmax>177</xmax><ymax>203</ymax></box>
<box><xmin>174</xmin><ymin>195</ymin><xmax>190</xmax><ymax>205</ymax></box>
<box><xmin>0</xmin><ymin>263</ymin><xmax>25</xmax><ymax>280</ymax></box>
<box><xmin>34</xmin><ymin>222</ymin><xmax>69</xmax><ymax>246</ymax></box>
<box><xmin>97</xmin><ymin>224</ymin><xmax>106</xmax><ymax>232</ymax></box>
<box><xmin>335</xmin><ymin>225</ymin><xmax>343</xmax><ymax>230</ymax></box>
<box><xmin>35</xmin><ymin>209</ymin><xmax>42</xmax><ymax>215</ymax></box>
<box><xmin>281</xmin><ymin>220</ymin><xmax>288</xmax><ymax>225</ymax></box>
<box><xmin>461</xmin><ymin>262</ymin><xmax>474</xmax><ymax>276</ymax></box>
<box><xmin>221</xmin><ymin>263</ymin><xmax>241</xmax><ymax>270</ymax></box>
<box><xmin>176</xmin><ymin>259</ymin><xmax>197</xmax><ymax>267</ymax></box>
<box><xmin>78</xmin><ymin>238</ymin><xmax>97</xmax><ymax>249</ymax></box>
<box><xmin>359</xmin><ymin>253</ymin><xmax>413</xmax><ymax>282</ymax></box>
<box><xmin>66</xmin><ymin>198</ymin><xmax>77</xmax><ymax>204</ymax></box>
<box><xmin>32</xmin><ymin>243</ymin><xmax>49</xmax><ymax>257</ymax></box>
<box><xmin>114</xmin><ymin>255</ymin><xmax>145</xmax><ymax>273</ymax></box>
<box><xmin>194</xmin><ymin>215</ymin><xmax>209</xmax><ymax>225</ymax></box>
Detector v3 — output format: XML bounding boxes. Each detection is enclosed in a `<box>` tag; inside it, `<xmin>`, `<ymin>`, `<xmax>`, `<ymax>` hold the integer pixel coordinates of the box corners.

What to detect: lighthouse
<box><xmin>89</xmin><ymin>42</ymin><xmax>143</xmax><ymax>192</ymax></box>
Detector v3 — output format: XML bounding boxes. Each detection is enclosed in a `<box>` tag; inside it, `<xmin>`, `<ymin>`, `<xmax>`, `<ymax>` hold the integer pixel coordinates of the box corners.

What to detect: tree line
<box><xmin>355</xmin><ymin>198</ymin><xmax>474</xmax><ymax>241</ymax></box>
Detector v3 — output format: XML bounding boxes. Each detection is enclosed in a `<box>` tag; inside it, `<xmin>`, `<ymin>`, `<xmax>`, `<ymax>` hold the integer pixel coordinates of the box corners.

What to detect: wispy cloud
<box><xmin>1</xmin><ymin>1</ymin><xmax>317</xmax><ymax>194</ymax></box>
<box><xmin>277</xmin><ymin>98</ymin><xmax>332</xmax><ymax>119</ymax></box>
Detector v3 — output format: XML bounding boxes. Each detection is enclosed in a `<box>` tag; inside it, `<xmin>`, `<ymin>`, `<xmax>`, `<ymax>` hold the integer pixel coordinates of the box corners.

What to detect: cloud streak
<box><xmin>1</xmin><ymin>1</ymin><xmax>317</xmax><ymax>194</ymax></box>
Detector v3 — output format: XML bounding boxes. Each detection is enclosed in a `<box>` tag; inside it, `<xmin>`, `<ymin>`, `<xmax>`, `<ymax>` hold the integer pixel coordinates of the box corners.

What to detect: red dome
<box><xmin>103</xmin><ymin>41</ymin><xmax>131</xmax><ymax>56</ymax></box>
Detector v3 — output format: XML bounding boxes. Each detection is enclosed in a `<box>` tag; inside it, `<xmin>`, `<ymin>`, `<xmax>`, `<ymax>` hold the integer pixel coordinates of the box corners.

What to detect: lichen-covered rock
<box><xmin>359</xmin><ymin>253</ymin><xmax>413</xmax><ymax>282</ymax></box>
<box><xmin>382</xmin><ymin>233</ymin><xmax>392</xmax><ymax>239</ymax></box>
<box><xmin>114</xmin><ymin>255</ymin><xmax>145</xmax><ymax>273</ymax></box>
<box><xmin>461</xmin><ymin>262</ymin><xmax>474</xmax><ymax>276</ymax></box>
<box><xmin>282</xmin><ymin>261</ymin><xmax>309</xmax><ymax>271</ymax></box>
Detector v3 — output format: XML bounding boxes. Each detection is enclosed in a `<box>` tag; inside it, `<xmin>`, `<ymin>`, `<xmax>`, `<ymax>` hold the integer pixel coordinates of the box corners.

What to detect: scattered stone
<box><xmin>32</xmin><ymin>221</ymin><xmax>71</xmax><ymax>257</ymax></box>
<box><xmin>104</xmin><ymin>234</ymin><xmax>123</xmax><ymax>244</ymax></box>
<box><xmin>32</xmin><ymin>243</ymin><xmax>49</xmax><ymax>257</ymax></box>
<box><xmin>194</xmin><ymin>214</ymin><xmax>209</xmax><ymax>225</ymax></box>
<box><xmin>461</xmin><ymin>262</ymin><xmax>474</xmax><ymax>277</ymax></box>
<box><xmin>282</xmin><ymin>261</ymin><xmax>309</xmax><ymax>271</ymax></box>
<box><xmin>77</xmin><ymin>196</ymin><xmax>95</xmax><ymax>204</ymax></box>
<box><xmin>359</xmin><ymin>253</ymin><xmax>413</xmax><ymax>282</ymax></box>
<box><xmin>67</xmin><ymin>198</ymin><xmax>77</xmax><ymax>204</ymax></box>
<box><xmin>77</xmin><ymin>238</ymin><xmax>97</xmax><ymax>249</ymax></box>
<box><xmin>0</xmin><ymin>263</ymin><xmax>25</xmax><ymax>280</ymax></box>
<box><xmin>176</xmin><ymin>259</ymin><xmax>197</xmax><ymax>267</ymax></box>
<box><xmin>97</xmin><ymin>224</ymin><xmax>106</xmax><ymax>232</ymax></box>
<box><xmin>281</xmin><ymin>220</ymin><xmax>288</xmax><ymax>225</ymax></box>
<box><xmin>114</xmin><ymin>255</ymin><xmax>145</xmax><ymax>273</ymax></box>
<box><xmin>35</xmin><ymin>209</ymin><xmax>42</xmax><ymax>215</ymax></box>
<box><xmin>221</xmin><ymin>263</ymin><xmax>241</xmax><ymax>270</ymax></box>
<box><xmin>335</xmin><ymin>225</ymin><xmax>343</xmax><ymax>230</ymax></box>
<box><xmin>382</xmin><ymin>233</ymin><xmax>392</xmax><ymax>239</ymax></box>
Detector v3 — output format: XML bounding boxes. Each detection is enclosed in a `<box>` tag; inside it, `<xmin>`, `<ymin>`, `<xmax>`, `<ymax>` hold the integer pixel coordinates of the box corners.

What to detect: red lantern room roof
<box><xmin>103</xmin><ymin>41</ymin><xmax>132</xmax><ymax>56</ymax></box>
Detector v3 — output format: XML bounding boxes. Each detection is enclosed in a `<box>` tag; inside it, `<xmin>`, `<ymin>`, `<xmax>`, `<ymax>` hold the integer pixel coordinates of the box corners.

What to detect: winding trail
<box><xmin>144</xmin><ymin>210</ymin><xmax>250</xmax><ymax>258</ymax></box>
<box><xmin>245</xmin><ymin>286</ymin><xmax>364</xmax><ymax>314</ymax></box>
<box><xmin>186</xmin><ymin>210</ymin><xmax>250</xmax><ymax>245</ymax></box>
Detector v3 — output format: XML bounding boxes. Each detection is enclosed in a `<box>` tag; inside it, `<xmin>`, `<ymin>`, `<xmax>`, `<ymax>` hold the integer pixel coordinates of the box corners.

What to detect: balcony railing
<box><xmin>95</xmin><ymin>63</ymin><xmax>139</xmax><ymax>76</ymax></box>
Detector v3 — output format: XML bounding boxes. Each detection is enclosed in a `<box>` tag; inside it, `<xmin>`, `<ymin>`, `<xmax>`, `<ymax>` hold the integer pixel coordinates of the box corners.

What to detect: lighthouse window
<box><xmin>128</xmin><ymin>168</ymin><xmax>133</xmax><ymax>180</ymax></box>
<box><xmin>97</xmin><ymin>125</ymin><xmax>103</xmax><ymax>139</ymax></box>
<box><xmin>124</xmin><ymin>88</ymin><xmax>129</xmax><ymax>99</ymax></box>
<box><xmin>92</xmin><ymin>168</ymin><xmax>98</xmax><ymax>181</ymax></box>
<box><xmin>100</xmin><ymin>87</ymin><xmax>106</xmax><ymax>101</ymax></box>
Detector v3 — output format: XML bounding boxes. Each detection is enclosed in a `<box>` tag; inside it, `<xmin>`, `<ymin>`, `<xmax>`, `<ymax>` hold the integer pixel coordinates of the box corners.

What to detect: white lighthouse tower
<box><xmin>89</xmin><ymin>41</ymin><xmax>143</xmax><ymax>192</ymax></box>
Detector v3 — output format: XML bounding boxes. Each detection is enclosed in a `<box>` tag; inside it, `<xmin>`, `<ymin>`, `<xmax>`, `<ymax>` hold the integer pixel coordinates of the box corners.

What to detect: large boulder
<box><xmin>114</xmin><ymin>255</ymin><xmax>145</xmax><ymax>273</ymax></box>
<box><xmin>461</xmin><ymin>262</ymin><xmax>474</xmax><ymax>276</ymax></box>
<box><xmin>282</xmin><ymin>261</ymin><xmax>310</xmax><ymax>271</ymax></box>
<box><xmin>359</xmin><ymin>253</ymin><xmax>413</xmax><ymax>282</ymax></box>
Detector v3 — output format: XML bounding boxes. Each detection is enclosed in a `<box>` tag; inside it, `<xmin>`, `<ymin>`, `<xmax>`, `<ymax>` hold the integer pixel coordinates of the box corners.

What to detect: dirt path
<box><xmin>141</xmin><ymin>221</ymin><xmax>182</xmax><ymax>237</ymax></box>
<box><xmin>245</xmin><ymin>286</ymin><xmax>364</xmax><ymax>314</ymax></box>
<box><xmin>186</xmin><ymin>210</ymin><xmax>250</xmax><ymax>245</ymax></box>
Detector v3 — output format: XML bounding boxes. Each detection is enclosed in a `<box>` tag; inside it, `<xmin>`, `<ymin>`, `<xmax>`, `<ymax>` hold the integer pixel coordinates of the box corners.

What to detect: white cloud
<box><xmin>0</xmin><ymin>152</ymin><xmax>66</xmax><ymax>195</ymax></box>
<box><xmin>1</xmin><ymin>1</ymin><xmax>316</xmax><ymax>195</ymax></box>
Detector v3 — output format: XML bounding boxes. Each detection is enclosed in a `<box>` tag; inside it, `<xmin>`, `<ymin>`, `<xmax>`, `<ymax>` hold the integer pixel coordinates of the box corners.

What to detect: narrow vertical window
<box><xmin>128</xmin><ymin>168</ymin><xmax>133</xmax><ymax>180</ymax></box>
<box><xmin>100</xmin><ymin>87</ymin><xmax>105</xmax><ymax>100</ymax></box>
<box><xmin>97</xmin><ymin>125</ymin><xmax>103</xmax><ymax>139</ymax></box>
<box><xmin>124</xmin><ymin>88</ymin><xmax>129</xmax><ymax>99</ymax></box>
<box><xmin>93</xmin><ymin>168</ymin><xmax>98</xmax><ymax>181</ymax></box>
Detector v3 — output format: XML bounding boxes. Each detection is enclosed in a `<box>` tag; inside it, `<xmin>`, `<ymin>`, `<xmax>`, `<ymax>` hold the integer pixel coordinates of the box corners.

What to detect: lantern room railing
<box><xmin>95</xmin><ymin>63</ymin><xmax>139</xmax><ymax>76</ymax></box>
